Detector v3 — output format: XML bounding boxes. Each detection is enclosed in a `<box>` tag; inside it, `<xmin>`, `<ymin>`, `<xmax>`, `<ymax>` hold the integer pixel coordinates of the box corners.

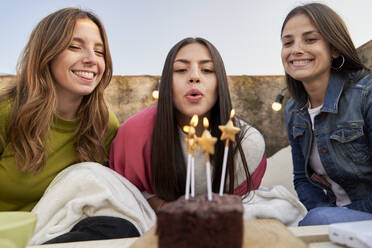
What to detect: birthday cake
<box><xmin>156</xmin><ymin>193</ymin><xmax>243</xmax><ymax>248</ymax></box>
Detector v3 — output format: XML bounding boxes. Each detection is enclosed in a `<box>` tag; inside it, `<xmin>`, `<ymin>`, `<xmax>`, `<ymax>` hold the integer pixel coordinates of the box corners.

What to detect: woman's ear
<box><xmin>331</xmin><ymin>47</ymin><xmax>340</xmax><ymax>59</ymax></box>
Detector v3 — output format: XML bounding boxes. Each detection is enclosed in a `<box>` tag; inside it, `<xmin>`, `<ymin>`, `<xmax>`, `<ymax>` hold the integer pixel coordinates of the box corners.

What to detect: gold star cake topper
<box><xmin>198</xmin><ymin>117</ymin><xmax>216</xmax><ymax>200</ymax></box>
<box><xmin>198</xmin><ymin>118</ymin><xmax>217</xmax><ymax>157</ymax></box>
<box><xmin>184</xmin><ymin>135</ymin><xmax>198</xmax><ymax>154</ymax></box>
<box><xmin>218</xmin><ymin>109</ymin><xmax>240</xmax><ymax>144</ymax></box>
<box><xmin>183</xmin><ymin>114</ymin><xmax>199</xmax><ymax>155</ymax></box>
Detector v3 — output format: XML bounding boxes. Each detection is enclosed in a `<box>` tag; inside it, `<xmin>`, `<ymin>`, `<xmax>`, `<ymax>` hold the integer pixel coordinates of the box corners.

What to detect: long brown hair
<box><xmin>1</xmin><ymin>8</ymin><xmax>112</xmax><ymax>173</ymax></box>
<box><xmin>151</xmin><ymin>37</ymin><xmax>251</xmax><ymax>201</ymax></box>
<box><xmin>281</xmin><ymin>3</ymin><xmax>367</xmax><ymax>103</ymax></box>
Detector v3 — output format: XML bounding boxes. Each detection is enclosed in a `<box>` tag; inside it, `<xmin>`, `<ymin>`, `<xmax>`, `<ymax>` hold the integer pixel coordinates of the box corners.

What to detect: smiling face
<box><xmin>172</xmin><ymin>43</ymin><xmax>218</xmax><ymax>124</ymax></box>
<box><xmin>51</xmin><ymin>18</ymin><xmax>105</xmax><ymax>101</ymax></box>
<box><xmin>281</xmin><ymin>14</ymin><xmax>338</xmax><ymax>85</ymax></box>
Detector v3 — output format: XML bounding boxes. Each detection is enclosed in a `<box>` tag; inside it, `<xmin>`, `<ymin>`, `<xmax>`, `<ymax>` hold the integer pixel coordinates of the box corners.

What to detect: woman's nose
<box><xmin>292</xmin><ymin>40</ymin><xmax>304</xmax><ymax>55</ymax></box>
<box><xmin>82</xmin><ymin>50</ymin><xmax>98</xmax><ymax>64</ymax></box>
<box><xmin>189</xmin><ymin>67</ymin><xmax>200</xmax><ymax>83</ymax></box>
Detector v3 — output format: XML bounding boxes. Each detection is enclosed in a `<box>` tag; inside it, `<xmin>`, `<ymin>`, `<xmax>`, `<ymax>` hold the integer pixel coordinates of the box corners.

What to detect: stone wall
<box><xmin>1</xmin><ymin>40</ymin><xmax>370</xmax><ymax>157</ymax></box>
<box><xmin>105</xmin><ymin>75</ymin><xmax>288</xmax><ymax>157</ymax></box>
<box><xmin>358</xmin><ymin>40</ymin><xmax>372</xmax><ymax>69</ymax></box>
<box><xmin>0</xmin><ymin>75</ymin><xmax>288</xmax><ymax>157</ymax></box>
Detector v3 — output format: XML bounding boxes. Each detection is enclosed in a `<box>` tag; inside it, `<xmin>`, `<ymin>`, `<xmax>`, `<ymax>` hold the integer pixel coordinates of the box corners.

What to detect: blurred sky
<box><xmin>0</xmin><ymin>0</ymin><xmax>371</xmax><ymax>76</ymax></box>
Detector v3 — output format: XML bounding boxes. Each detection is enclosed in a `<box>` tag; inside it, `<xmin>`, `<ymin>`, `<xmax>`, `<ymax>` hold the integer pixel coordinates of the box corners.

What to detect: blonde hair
<box><xmin>2</xmin><ymin>8</ymin><xmax>113</xmax><ymax>173</ymax></box>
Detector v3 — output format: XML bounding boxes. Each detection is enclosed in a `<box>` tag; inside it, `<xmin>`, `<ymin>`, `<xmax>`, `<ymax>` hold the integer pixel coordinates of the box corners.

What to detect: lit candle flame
<box><xmin>203</xmin><ymin>117</ymin><xmax>209</xmax><ymax>128</ymax></box>
<box><xmin>190</xmin><ymin>114</ymin><xmax>198</xmax><ymax>127</ymax></box>
<box><xmin>183</xmin><ymin>125</ymin><xmax>190</xmax><ymax>133</ymax></box>
<box><xmin>230</xmin><ymin>109</ymin><xmax>235</xmax><ymax>119</ymax></box>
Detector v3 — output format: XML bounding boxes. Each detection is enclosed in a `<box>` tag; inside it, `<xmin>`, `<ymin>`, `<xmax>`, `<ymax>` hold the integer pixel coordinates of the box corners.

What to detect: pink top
<box><xmin>110</xmin><ymin>105</ymin><xmax>267</xmax><ymax>196</ymax></box>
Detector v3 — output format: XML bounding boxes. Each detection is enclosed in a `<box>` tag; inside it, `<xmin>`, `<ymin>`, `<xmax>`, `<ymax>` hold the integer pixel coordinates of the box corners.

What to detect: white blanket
<box><xmin>243</xmin><ymin>185</ymin><xmax>307</xmax><ymax>226</ymax></box>
<box><xmin>29</xmin><ymin>163</ymin><xmax>306</xmax><ymax>245</ymax></box>
<box><xmin>29</xmin><ymin>162</ymin><xmax>156</xmax><ymax>245</ymax></box>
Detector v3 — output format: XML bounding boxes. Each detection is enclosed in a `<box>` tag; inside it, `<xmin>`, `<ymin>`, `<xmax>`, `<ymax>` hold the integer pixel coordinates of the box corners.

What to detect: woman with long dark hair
<box><xmin>282</xmin><ymin>3</ymin><xmax>372</xmax><ymax>225</ymax></box>
<box><xmin>110</xmin><ymin>37</ymin><xmax>266</xmax><ymax>210</ymax></box>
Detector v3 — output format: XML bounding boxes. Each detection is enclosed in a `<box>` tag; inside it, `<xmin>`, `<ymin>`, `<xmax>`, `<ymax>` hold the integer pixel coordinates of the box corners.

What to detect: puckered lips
<box><xmin>72</xmin><ymin>69</ymin><xmax>97</xmax><ymax>82</ymax></box>
<box><xmin>185</xmin><ymin>89</ymin><xmax>203</xmax><ymax>103</ymax></box>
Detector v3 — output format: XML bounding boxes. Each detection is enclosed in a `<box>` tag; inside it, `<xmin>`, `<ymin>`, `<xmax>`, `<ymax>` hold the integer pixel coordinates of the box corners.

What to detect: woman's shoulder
<box><xmin>284</xmin><ymin>98</ymin><xmax>304</xmax><ymax>126</ymax></box>
<box><xmin>107</xmin><ymin>110</ymin><xmax>120</xmax><ymax>134</ymax></box>
<box><xmin>108</xmin><ymin>110</ymin><xmax>119</xmax><ymax>125</ymax></box>
<box><xmin>237</xmin><ymin>119</ymin><xmax>265</xmax><ymax>150</ymax></box>
<box><xmin>117</xmin><ymin>105</ymin><xmax>157</xmax><ymax>135</ymax></box>
<box><xmin>359</xmin><ymin>70</ymin><xmax>372</xmax><ymax>85</ymax></box>
<box><xmin>234</xmin><ymin>119</ymin><xmax>266</xmax><ymax>177</ymax></box>
<box><xmin>0</xmin><ymin>96</ymin><xmax>13</xmax><ymax>120</ymax></box>
<box><xmin>110</xmin><ymin>106</ymin><xmax>156</xmax><ymax>157</ymax></box>
<box><xmin>350</xmin><ymin>69</ymin><xmax>372</xmax><ymax>88</ymax></box>
<box><xmin>0</xmin><ymin>97</ymin><xmax>13</xmax><ymax>146</ymax></box>
<box><xmin>124</xmin><ymin>105</ymin><xmax>157</xmax><ymax>124</ymax></box>
<box><xmin>238</xmin><ymin>119</ymin><xmax>263</xmax><ymax>138</ymax></box>
<box><xmin>0</xmin><ymin>87</ymin><xmax>16</xmax><ymax>120</ymax></box>
<box><xmin>284</xmin><ymin>98</ymin><xmax>301</xmax><ymax>115</ymax></box>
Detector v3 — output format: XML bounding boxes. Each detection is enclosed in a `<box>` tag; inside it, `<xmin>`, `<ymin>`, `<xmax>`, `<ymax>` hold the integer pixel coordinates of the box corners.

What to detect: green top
<box><xmin>0</xmin><ymin>98</ymin><xmax>119</xmax><ymax>211</ymax></box>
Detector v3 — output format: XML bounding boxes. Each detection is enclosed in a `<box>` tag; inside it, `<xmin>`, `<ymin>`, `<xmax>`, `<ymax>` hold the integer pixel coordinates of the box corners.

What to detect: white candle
<box><xmin>183</xmin><ymin>125</ymin><xmax>193</xmax><ymax>200</ymax></box>
<box><xmin>185</xmin><ymin>154</ymin><xmax>191</xmax><ymax>200</ymax></box>
<box><xmin>184</xmin><ymin>115</ymin><xmax>198</xmax><ymax>200</ymax></box>
<box><xmin>191</xmin><ymin>156</ymin><xmax>195</xmax><ymax>197</ymax></box>
<box><xmin>185</xmin><ymin>153</ymin><xmax>192</xmax><ymax>200</ymax></box>
<box><xmin>189</xmin><ymin>115</ymin><xmax>198</xmax><ymax>198</ymax></box>
<box><xmin>219</xmin><ymin>145</ymin><xmax>229</xmax><ymax>196</ymax></box>
<box><xmin>206</xmin><ymin>160</ymin><xmax>212</xmax><ymax>201</ymax></box>
<box><xmin>197</xmin><ymin>117</ymin><xmax>217</xmax><ymax>201</ymax></box>
<box><xmin>218</xmin><ymin>109</ymin><xmax>240</xmax><ymax>196</ymax></box>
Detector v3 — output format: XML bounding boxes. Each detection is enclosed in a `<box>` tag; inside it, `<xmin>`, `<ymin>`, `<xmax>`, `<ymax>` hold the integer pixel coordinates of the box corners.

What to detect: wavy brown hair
<box><xmin>1</xmin><ymin>8</ymin><xmax>112</xmax><ymax>173</ymax></box>
<box><xmin>281</xmin><ymin>3</ymin><xmax>368</xmax><ymax>103</ymax></box>
<box><xmin>151</xmin><ymin>37</ymin><xmax>251</xmax><ymax>201</ymax></box>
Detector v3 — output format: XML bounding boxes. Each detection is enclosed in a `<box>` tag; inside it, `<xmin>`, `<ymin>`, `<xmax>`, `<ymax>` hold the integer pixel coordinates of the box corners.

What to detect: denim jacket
<box><xmin>285</xmin><ymin>70</ymin><xmax>372</xmax><ymax>212</ymax></box>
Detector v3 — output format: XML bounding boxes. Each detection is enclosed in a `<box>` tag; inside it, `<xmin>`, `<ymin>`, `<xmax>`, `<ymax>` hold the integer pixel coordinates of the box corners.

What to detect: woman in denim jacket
<box><xmin>281</xmin><ymin>3</ymin><xmax>372</xmax><ymax>225</ymax></box>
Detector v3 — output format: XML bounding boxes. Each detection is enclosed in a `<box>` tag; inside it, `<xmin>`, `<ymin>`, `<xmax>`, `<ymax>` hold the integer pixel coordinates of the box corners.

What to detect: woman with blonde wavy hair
<box><xmin>0</xmin><ymin>8</ymin><xmax>140</xmax><ymax>243</ymax></box>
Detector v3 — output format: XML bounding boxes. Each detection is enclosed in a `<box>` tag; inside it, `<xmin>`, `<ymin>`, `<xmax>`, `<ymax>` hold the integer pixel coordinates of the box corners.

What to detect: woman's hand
<box><xmin>147</xmin><ymin>196</ymin><xmax>166</xmax><ymax>211</ymax></box>
<box><xmin>345</xmin><ymin>194</ymin><xmax>372</xmax><ymax>213</ymax></box>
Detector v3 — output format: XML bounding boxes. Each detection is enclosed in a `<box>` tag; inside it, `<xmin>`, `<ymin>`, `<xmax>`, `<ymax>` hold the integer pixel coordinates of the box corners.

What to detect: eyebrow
<box><xmin>72</xmin><ymin>37</ymin><xmax>104</xmax><ymax>48</ymax></box>
<box><xmin>281</xmin><ymin>30</ymin><xmax>319</xmax><ymax>39</ymax></box>
<box><xmin>174</xmin><ymin>59</ymin><xmax>213</xmax><ymax>64</ymax></box>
